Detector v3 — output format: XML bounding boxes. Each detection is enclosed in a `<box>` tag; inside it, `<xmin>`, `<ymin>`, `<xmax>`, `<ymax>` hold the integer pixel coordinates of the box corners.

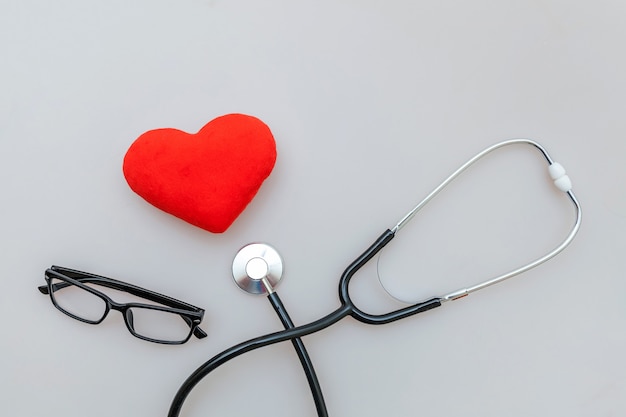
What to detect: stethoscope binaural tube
<box><xmin>167</xmin><ymin>139</ymin><xmax>581</xmax><ymax>417</ymax></box>
<box><xmin>385</xmin><ymin>139</ymin><xmax>581</xmax><ymax>302</ymax></box>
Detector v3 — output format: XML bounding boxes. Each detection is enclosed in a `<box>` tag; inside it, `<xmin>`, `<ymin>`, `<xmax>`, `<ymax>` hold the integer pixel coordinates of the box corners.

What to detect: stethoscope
<box><xmin>167</xmin><ymin>139</ymin><xmax>581</xmax><ymax>417</ymax></box>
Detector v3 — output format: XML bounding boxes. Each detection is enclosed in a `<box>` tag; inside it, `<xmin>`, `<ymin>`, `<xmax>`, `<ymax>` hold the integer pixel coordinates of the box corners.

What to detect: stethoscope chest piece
<box><xmin>232</xmin><ymin>243</ymin><xmax>284</xmax><ymax>295</ymax></box>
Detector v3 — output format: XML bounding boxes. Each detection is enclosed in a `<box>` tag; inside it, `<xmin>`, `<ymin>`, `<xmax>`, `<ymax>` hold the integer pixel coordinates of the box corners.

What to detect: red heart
<box><xmin>123</xmin><ymin>114</ymin><xmax>277</xmax><ymax>233</ymax></box>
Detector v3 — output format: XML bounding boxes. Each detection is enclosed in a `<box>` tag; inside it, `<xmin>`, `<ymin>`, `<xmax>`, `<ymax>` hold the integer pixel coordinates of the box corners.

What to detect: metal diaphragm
<box><xmin>232</xmin><ymin>243</ymin><xmax>284</xmax><ymax>295</ymax></box>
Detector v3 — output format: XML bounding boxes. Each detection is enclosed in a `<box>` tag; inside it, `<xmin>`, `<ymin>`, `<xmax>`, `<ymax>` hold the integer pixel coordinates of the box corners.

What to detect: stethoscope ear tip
<box><xmin>232</xmin><ymin>243</ymin><xmax>284</xmax><ymax>295</ymax></box>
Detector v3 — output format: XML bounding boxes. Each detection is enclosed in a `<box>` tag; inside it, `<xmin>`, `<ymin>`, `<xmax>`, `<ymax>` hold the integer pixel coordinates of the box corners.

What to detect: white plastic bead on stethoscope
<box><xmin>549</xmin><ymin>162</ymin><xmax>573</xmax><ymax>192</ymax></box>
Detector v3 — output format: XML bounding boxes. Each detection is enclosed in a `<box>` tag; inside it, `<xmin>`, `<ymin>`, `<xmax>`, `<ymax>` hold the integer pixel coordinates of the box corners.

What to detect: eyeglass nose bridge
<box><xmin>106</xmin><ymin>302</ymin><xmax>146</xmax><ymax>336</ymax></box>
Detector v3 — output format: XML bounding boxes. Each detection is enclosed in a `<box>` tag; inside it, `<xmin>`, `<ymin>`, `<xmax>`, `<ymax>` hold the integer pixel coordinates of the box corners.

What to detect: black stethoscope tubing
<box><xmin>267</xmin><ymin>291</ymin><xmax>328</xmax><ymax>417</ymax></box>
<box><xmin>168</xmin><ymin>228</ymin><xmax>442</xmax><ymax>417</ymax></box>
<box><xmin>168</xmin><ymin>139</ymin><xmax>581</xmax><ymax>417</ymax></box>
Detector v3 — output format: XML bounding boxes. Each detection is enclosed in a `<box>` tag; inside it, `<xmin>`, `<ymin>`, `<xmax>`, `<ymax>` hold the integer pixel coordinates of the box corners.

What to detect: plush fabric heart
<box><xmin>123</xmin><ymin>114</ymin><xmax>276</xmax><ymax>233</ymax></box>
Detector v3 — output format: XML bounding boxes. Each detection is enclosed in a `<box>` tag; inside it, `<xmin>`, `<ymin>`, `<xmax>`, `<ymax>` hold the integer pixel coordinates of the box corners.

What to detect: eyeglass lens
<box><xmin>49</xmin><ymin>276</ymin><xmax>194</xmax><ymax>343</ymax></box>
<box><xmin>50</xmin><ymin>277</ymin><xmax>108</xmax><ymax>323</ymax></box>
<box><xmin>126</xmin><ymin>307</ymin><xmax>193</xmax><ymax>343</ymax></box>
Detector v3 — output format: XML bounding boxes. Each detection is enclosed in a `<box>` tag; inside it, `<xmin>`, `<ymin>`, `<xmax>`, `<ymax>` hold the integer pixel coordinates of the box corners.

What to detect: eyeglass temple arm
<box><xmin>39</xmin><ymin>280</ymin><xmax>82</xmax><ymax>295</ymax></box>
<box><xmin>47</xmin><ymin>267</ymin><xmax>204</xmax><ymax>313</ymax></box>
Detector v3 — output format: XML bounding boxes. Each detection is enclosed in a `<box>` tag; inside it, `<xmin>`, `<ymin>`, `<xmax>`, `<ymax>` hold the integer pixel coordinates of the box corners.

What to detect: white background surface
<box><xmin>1</xmin><ymin>1</ymin><xmax>625</xmax><ymax>416</ymax></box>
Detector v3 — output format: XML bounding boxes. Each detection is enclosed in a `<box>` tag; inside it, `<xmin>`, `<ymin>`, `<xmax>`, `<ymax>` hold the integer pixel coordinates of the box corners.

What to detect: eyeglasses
<box><xmin>39</xmin><ymin>266</ymin><xmax>207</xmax><ymax>345</ymax></box>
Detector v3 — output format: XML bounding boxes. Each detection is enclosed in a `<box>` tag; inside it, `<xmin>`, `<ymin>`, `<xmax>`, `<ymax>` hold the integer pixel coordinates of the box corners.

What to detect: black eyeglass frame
<box><xmin>39</xmin><ymin>266</ymin><xmax>207</xmax><ymax>345</ymax></box>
